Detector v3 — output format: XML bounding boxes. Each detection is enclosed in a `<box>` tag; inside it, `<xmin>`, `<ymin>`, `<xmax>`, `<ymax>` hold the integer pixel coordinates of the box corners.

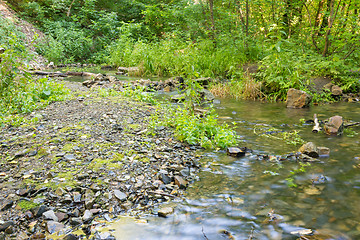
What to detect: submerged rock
<box><xmin>286</xmin><ymin>88</ymin><xmax>312</xmax><ymax>108</ymax></box>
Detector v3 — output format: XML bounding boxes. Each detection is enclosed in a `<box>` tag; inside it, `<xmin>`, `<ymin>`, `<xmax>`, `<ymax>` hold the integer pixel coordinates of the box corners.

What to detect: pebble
<box><xmin>158</xmin><ymin>207</ymin><xmax>174</xmax><ymax>218</ymax></box>
<box><xmin>113</xmin><ymin>190</ymin><xmax>127</xmax><ymax>202</ymax></box>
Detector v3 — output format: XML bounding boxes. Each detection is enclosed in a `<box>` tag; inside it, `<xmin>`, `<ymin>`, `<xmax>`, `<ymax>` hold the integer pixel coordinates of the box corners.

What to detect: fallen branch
<box><xmin>344</xmin><ymin>122</ymin><xmax>360</xmax><ymax>128</ymax></box>
<box><xmin>312</xmin><ymin>114</ymin><xmax>321</xmax><ymax>133</ymax></box>
<box><xmin>30</xmin><ymin>71</ymin><xmax>67</xmax><ymax>77</ymax></box>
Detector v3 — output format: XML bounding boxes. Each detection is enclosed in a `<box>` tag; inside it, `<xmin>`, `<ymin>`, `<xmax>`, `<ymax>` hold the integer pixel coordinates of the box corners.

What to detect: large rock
<box><xmin>227</xmin><ymin>147</ymin><xmax>246</xmax><ymax>157</ymax></box>
<box><xmin>298</xmin><ymin>142</ymin><xmax>319</xmax><ymax>158</ymax></box>
<box><xmin>324</xmin><ymin>115</ymin><xmax>344</xmax><ymax>135</ymax></box>
<box><xmin>286</xmin><ymin>88</ymin><xmax>312</xmax><ymax>108</ymax></box>
<box><xmin>158</xmin><ymin>207</ymin><xmax>174</xmax><ymax>218</ymax></box>
<box><xmin>323</xmin><ymin>83</ymin><xmax>343</xmax><ymax>96</ymax></box>
<box><xmin>199</xmin><ymin>89</ymin><xmax>215</xmax><ymax>102</ymax></box>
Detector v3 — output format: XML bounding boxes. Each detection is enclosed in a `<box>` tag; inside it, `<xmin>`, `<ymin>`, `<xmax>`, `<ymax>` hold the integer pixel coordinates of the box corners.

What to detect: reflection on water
<box><xmin>113</xmin><ymin>98</ymin><xmax>359</xmax><ymax>239</ymax></box>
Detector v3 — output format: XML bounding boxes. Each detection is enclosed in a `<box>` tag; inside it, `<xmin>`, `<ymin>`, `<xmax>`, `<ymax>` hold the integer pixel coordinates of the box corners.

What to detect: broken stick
<box><xmin>312</xmin><ymin>114</ymin><xmax>321</xmax><ymax>133</ymax></box>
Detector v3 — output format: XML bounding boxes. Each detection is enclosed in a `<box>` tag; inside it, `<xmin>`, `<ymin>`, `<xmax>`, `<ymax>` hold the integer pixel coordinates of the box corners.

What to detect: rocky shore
<box><xmin>0</xmin><ymin>82</ymin><xmax>202</xmax><ymax>239</ymax></box>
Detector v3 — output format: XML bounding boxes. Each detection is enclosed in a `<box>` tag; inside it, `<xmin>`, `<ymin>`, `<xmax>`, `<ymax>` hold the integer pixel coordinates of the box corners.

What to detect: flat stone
<box><xmin>47</xmin><ymin>221</ymin><xmax>65</xmax><ymax>234</ymax></box>
<box><xmin>227</xmin><ymin>147</ymin><xmax>246</xmax><ymax>157</ymax></box>
<box><xmin>82</xmin><ymin>210</ymin><xmax>93</xmax><ymax>222</ymax></box>
<box><xmin>55</xmin><ymin>212</ymin><xmax>68</xmax><ymax>222</ymax></box>
<box><xmin>160</xmin><ymin>173</ymin><xmax>172</xmax><ymax>185</ymax></box>
<box><xmin>317</xmin><ymin>147</ymin><xmax>330</xmax><ymax>157</ymax></box>
<box><xmin>73</xmin><ymin>193</ymin><xmax>82</xmax><ymax>203</ymax></box>
<box><xmin>31</xmin><ymin>205</ymin><xmax>47</xmax><ymax>218</ymax></box>
<box><xmin>113</xmin><ymin>190</ymin><xmax>127</xmax><ymax>202</ymax></box>
<box><xmin>158</xmin><ymin>207</ymin><xmax>174</xmax><ymax>218</ymax></box>
<box><xmin>174</xmin><ymin>175</ymin><xmax>187</xmax><ymax>189</ymax></box>
<box><xmin>69</xmin><ymin>218</ymin><xmax>82</xmax><ymax>226</ymax></box>
<box><xmin>64</xmin><ymin>154</ymin><xmax>76</xmax><ymax>161</ymax></box>
<box><xmin>43</xmin><ymin>210</ymin><xmax>58</xmax><ymax>222</ymax></box>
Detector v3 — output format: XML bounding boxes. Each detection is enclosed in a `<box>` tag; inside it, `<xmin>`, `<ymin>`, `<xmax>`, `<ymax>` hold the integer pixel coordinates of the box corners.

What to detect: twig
<box><xmin>202</xmin><ymin>226</ymin><xmax>209</xmax><ymax>240</ymax></box>
<box><xmin>147</xmin><ymin>191</ymin><xmax>176</xmax><ymax>198</ymax></box>
<box><xmin>344</xmin><ymin>122</ymin><xmax>360</xmax><ymax>128</ymax></box>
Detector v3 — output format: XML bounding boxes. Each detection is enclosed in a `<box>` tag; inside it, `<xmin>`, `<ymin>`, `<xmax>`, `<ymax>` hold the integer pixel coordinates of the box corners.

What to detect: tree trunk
<box><xmin>209</xmin><ymin>0</ymin><xmax>216</xmax><ymax>46</ymax></box>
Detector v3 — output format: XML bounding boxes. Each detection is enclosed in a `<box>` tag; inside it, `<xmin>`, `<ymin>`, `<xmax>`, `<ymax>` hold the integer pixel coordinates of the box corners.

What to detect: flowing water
<box><xmin>61</xmin><ymin>72</ymin><xmax>360</xmax><ymax>239</ymax></box>
<box><xmin>113</xmin><ymin>99</ymin><xmax>360</xmax><ymax>240</ymax></box>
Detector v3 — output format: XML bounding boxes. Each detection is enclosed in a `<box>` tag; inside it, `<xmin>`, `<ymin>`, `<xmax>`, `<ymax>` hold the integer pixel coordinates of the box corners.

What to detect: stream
<box><xmin>62</xmin><ymin>71</ymin><xmax>360</xmax><ymax>239</ymax></box>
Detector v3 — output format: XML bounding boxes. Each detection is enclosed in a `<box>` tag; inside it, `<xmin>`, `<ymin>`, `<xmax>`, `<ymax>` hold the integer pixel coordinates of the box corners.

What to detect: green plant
<box><xmin>254</xmin><ymin>125</ymin><xmax>305</xmax><ymax>146</ymax></box>
<box><xmin>285</xmin><ymin>162</ymin><xmax>311</xmax><ymax>188</ymax></box>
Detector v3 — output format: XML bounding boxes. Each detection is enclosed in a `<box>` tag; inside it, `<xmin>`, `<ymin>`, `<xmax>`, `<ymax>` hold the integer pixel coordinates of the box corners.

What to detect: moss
<box><xmin>88</xmin><ymin>157</ymin><xmax>123</xmax><ymax>171</ymax></box>
<box><xmin>18</xmin><ymin>200</ymin><xmax>39</xmax><ymax>210</ymax></box>
<box><xmin>62</xmin><ymin>143</ymin><xmax>74</xmax><ymax>152</ymax></box>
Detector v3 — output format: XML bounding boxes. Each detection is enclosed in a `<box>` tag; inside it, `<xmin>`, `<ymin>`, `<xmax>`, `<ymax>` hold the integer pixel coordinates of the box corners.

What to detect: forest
<box><xmin>1</xmin><ymin>0</ymin><xmax>360</xmax><ymax>101</ymax></box>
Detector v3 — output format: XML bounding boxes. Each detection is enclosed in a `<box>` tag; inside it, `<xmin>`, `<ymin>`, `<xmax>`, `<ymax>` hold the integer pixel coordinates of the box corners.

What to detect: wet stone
<box><xmin>317</xmin><ymin>147</ymin><xmax>330</xmax><ymax>157</ymax></box>
<box><xmin>299</xmin><ymin>142</ymin><xmax>319</xmax><ymax>158</ymax></box>
<box><xmin>227</xmin><ymin>147</ymin><xmax>246</xmax><ymax>157</ymax></box>
<box><xmin>158</xmin><ymin>207</ymin><xmax>174</xmax><ymax>218</ymax></box>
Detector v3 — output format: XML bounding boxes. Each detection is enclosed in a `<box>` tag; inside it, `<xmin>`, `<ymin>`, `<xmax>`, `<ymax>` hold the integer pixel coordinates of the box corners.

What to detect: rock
<box><xmin>299</xmin><ymin>142</ymin><xmax>319</xmax><ymax>158</ymax></box>
<box><xmin>194</xmin><ymin>77</ymin><xmax>213</xmax><ymax>87</ymax></box>
<box><xmin>199</xmin><ymin>89</ymin><xmax>215</xmax><ymax>102</ymax></box>
<box><xmin>43</xmin><ymin>210</ymin><xmax>58</xmax><ymax>222</ymax></box>
<box><xmin>160</xmin><ymin>173</ymin><xmax>172</xmax><ymax>185</ymax></box>
<box><xmin>158</xmin><ymin>207</ymin><xmax>174</xmax><ymax>218</ymax></box>
<box><xmin>82</xmin><ymin>210</ymin><xmax>93</xmax><ymax>222</ymax></box>
<box><xmin>0</xmin><ymin>221</ymin><xmax>14</xmax><ymax>232</ymax></box>
<box><xmin>69</xmin><ymin>218</ymin><xmax>82</xmax><ymax>226</ymax></box>
<box><xmin>174</xmin><ymin>175</ymin><xmax>188</xmax><ymax>189</ymax></box>
<box><xmin>85</xmin><ymin>199</ymin><xmax>95</xmax><ymax>209</ymax></box>
<box><xmin>55</xmin><ymin>187</ymin><xmax>66</xmax><ymax>196</ymax></box>
<box><xmin>170</xmin><ymin>94</ymin><xmax>185</xmax><ymax>103</ymax></box>
<box><xmin>29</xmin><ymin>233</ymin><xmax>46</xmax><ymax>240</ymax></box>
<box><xmin>55</xmin><ymin>212</ymin><xmax>68</xmax><ymax>222</ymax></box>
<box><xmin>317</xmin><ymin>147</ymin><xmax>330</xmax><ymax>157</ymax></box>
<box><xmin>63</xmin><ymin>234</ymin><xmax>79</xmax><ymax>240</ymax></box>
<box><xmin>324</xmin><ymin>83</ymin><xmax>343</xmax><ymax>96</ymax></box>
<box><xmin>324</xmin><ymin>115</ymin><xmax>344</xmax><ymax>135</ymax></box>
<box><xmin>73</xmin><ymin>192</ymin><xmax>82</xmax><ymax>203</ymax></box>
<box><xmin>0</xmin><ymin>200</ymin><xmax>13</xmax><ymax>211</ymax></box>
<box><xmin>286</xmin><ymin>88</ymin><xmax>312</xmax><ymax>108</ymax></box>
<box><xmin>31</xmin><ymin>205</ymin><xmax>47</xmax><ymax>218</ymax></box>
<box><xmin>331</xmin><ymin>85</ymin><xmax>342</xmax><ymax>96</ymax></box>
<box><xmin>227</xmin><ymin>147</ymin><xmax>246</xmax><ymax>157</ymax></box>
<box><xmin>64</xmin><ymin>154</ymin><xmax>76</xmax><ymax>161</ymax></box>
<box><xmin>113</xmin><ymin>190</ymin><xmax>127</xmax><ymax>202</ymax></box>
<box><xmin>47</xmin><ymin>221</ymin><xmax>65</xmax><ymax>234</ymax></box>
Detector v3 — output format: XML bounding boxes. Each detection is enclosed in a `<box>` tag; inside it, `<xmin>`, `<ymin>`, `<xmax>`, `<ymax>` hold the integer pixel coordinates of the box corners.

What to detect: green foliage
<box><xmin>286</xmin><ymin>162</ymin><xmax>311</xmax><ymax>188</ymax></box>
<box><xmin>0</xmin><ymin>36</ymin><xmax>69</xmax><ymax>127</ymax></box>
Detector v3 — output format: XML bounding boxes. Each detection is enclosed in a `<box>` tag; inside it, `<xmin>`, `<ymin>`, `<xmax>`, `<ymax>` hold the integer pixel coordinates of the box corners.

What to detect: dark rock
<box><xmin>160</xmin><ymin>173</ymin><xmax>172</xmax><ymax>185</ymax></box>
<box><xmin>324</xmin><ymin>115</ymin><xmax>344</xmax><ymax>135</ymax></box>
<box><xmin>24</xmin><ymin>210</ymin><xmax>34</xmax><ymax>219</ymax></box>
<box><xmin>85</xmin><ymin>199</ymin><xmax>95</xmax><ymax>209</ymax></box>
<box><xmin>77</xmin><ymin>174</ymin><xmax>89</xmax><ymax>180</ymax></box>
<box><xmin>47</xmin><ymin>221</ymin><xmax>65</xmax><ymax>234</ymax></box>
<box><xmin>158</xmin><ymin>207</ymin><xmax>174</xmax><ymax>218</ymax></box>
<box><xmin>71</xmin><ymin>208</ymin><xmax>80</xmax><ymax>217</ymax></box>
<box><xmin>174</xmin><ymin>175</ymin><xmax>187</xmax><ymax>189</ymax></box>
<box><xmin>63</xmin><ymin>234</ymin><xmax>79</xmax><ymax>240</ymax></box>
<box><xmin>0</xmin><ymin>221</ymin><xmax>14</xmax><ymax>232</ymax></box>
<box><xmin>69</xmin><ymin>218</ymin><xmax>82</xmax><ymax>226</ymax></box>
<box><xmin>0</xmin><ymin>200</ymin><xmax>13</xmax><ymax>211</ymax></box>
<box><xmin>286</xmin><ymin>88</ymin><xmax>312</xmax><ymax>108</ymax></box>
<box><xmin>113</xmin><ymin>190</ymin><xmax>127</xmax><ymax>202</ymax></box>
<box><xmin>14</xmin><ymin>149</ymin><xmax>28</xmax><ymax>158</ymax></box>
<box><xmin>227</xmin><ymin>147</ymin><xmax>246</xmax><ymax>157</ymax></box>
<box><xmin>112</xmin><ymin>124</ymin><xmax>123</xmax><ymax>131</ymax></box>
<box><xmin>299</xmin><ymin>142</ymin><xmax>319</xmax><ymax>158</ymax></box>
<box><xmin>194</xmin><ymin>77</ymin><xmax>213</xmax><ymax>86</ymax></box>
<box><xmin>16</xmin><ymin>188</ymin><xmax>32</xmax><ymax>197</ymax></box>
<box><xmin>31</xmin><ymin>205</ymin><xmax>47</xmax><ymax>218</ymax></box>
